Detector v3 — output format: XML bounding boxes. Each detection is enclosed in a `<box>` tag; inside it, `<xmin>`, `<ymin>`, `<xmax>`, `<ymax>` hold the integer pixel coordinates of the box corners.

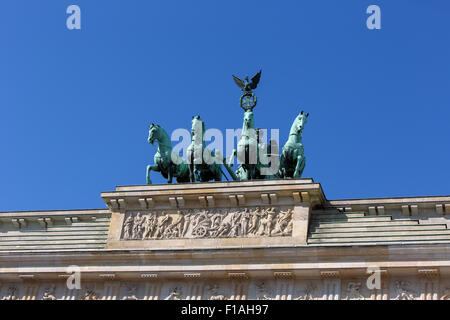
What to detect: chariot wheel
<box><xmin>194</xmin><ymin>226</ymin><xmax>208</xmax><ymax>238</ymax></box>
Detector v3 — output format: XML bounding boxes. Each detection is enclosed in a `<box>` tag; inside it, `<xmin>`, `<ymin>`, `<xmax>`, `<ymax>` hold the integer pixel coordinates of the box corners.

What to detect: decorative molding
<box><xmin>237</xmin><ymin>194</ymin><xmax>246</xmax><ymax>206</ymax></box>
<box><xmin>292</xmin><ymin>191</ymin><xmax>310</xmax><ymax>203</ymax></box>
<box><xmin>109</xmin><ymin>199</ymin><xmax>119</xmax><ymax>209</ymax></box>
<box><xmin>169</xmin><ymin>197</ymin><xmax>178</xmax><ymax>208</ymax></box>
<box><xmin>320</xmin><ymin>270</ymin><xmax>340</xmax><ymax>278</ymax></box>
<box><xmin>273</xmin><ymin>271</ymin><xmax>293</xmax><ymax>279</ymax></box>
<box><xmin>206</xmin><ymin>196</ymin><xmax>215</xmax><ymax>207</ymax></box>
<box><xmin>269</xmin><ymin>193</ymin><xmax>278</xmax><ymax>204</ymax></box>
<box><xmin>402</xmin><ymin>204</ymin><xmax>419</xmax><ymax>216</ymax></box>
<box><xmin>229</xmin><ymin>195</ymin><xmax>238</xmax><ymax>206</ymax></box>
<box><xmin>177</xmin><ymin>197</ymin><xmax>185</xmax><ymax>207</ymax></box>
<box><xmin>418</xmin><ymin>268</ymin><xmax>439</xmax><ymax>278</ymax></box>
<box><xmin>118</xmin><ymin>199</ymin><xmax>126</xmax><ymax>210</ymax></box>
<box><xmin>11</xmin><ymin>218</ymin><xmax>26</xmax><ymax>228</ymax></box>
<box><xmin>369</xmin><ymin>206</ymin><xmax>385</xmax><ymax>215</ymax></box>
<box><xmin>227</xmin><ymin>272</ymin><xmax>248</xmax><ymax>280</ymax></box>
<box><xmin>37</xmin><ymin>217</ymin><xmax>53</xmax><ymax>228</ymax></box>
<box><xmin>138</xmin><ymin>198</ymin><xmax>147</xmax><ymax>209</ymax></box>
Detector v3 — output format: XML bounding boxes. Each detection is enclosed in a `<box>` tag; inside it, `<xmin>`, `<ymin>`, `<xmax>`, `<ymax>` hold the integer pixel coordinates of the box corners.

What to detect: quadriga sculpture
<box><xmin>145</xmin><ymin>71</ymin><xmax>310</xmax><ymax>183</ymax></box>
<box><xmin>146</xmin><ymin>124</ymin><xmax>190</xmax><ymax>184</ymax></box>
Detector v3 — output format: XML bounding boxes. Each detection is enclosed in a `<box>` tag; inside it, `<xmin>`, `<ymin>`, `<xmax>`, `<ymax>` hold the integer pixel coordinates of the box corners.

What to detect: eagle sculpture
<box><xmin>232</xmin><ymin>70</ymin><xmax>262</xmax><ymax>93</ymax></box>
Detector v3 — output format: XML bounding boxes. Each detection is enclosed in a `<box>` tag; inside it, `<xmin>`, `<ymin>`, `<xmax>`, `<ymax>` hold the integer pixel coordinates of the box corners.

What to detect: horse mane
<box><xmin>153</xmin><ymin>125</ymin><xmax>172</xmax><ymax>148</ymax></box>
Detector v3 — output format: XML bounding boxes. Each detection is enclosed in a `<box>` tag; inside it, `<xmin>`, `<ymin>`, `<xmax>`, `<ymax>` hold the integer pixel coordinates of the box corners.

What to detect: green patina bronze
<box><xmin>230</xmin><ymin>70</ymin><xmax>263</xmax><ymax>180</ymax></box>
<box><xmin>146</xmin><ymin>124</ymin><xmax>190</xmax><ymax>184</ymax></box>
<box><xmin>187</xmin><ymin>116</ymin><xmax>223</xmax><ymax>182</ymax></box>
<box><xmin>145</xmin><ymin>71</ymin><xmax>309</xmax><ymax>184</ymax></box>
<box><xmin>279</xmin><ymin>111</ymin><xmax>309</xmax><ymax>178</ymax></box>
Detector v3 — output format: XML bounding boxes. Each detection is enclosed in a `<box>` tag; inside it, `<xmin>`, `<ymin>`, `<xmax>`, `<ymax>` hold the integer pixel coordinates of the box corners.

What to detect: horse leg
<box><xmin>214</xmin><ymin>166</ymin><xmax>221</xmax><ymax>181</ymax></box>
<box><xmin>189</xmin><ymin>153</ymin><xmax>195</xmax><ymax>182</ymax></box>
<box><xmin>146</xmin><ymin>165</ymin><xmax>159</xmax><ymax>185</ymax></box>
<box><xmin>293</xmin><ymin>154</ymin><xmax>306</xmax><ymax>178</ymax></box>
<box><xmin>279</xmin><ymin>150</ymin><xmax>286</xmax><ymax>178</ymax></box>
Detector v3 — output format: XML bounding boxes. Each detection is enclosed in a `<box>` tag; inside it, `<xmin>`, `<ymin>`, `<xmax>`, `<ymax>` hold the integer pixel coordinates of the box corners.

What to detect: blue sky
<box><xmin>0</xmin><ymin>0</ymin><xmax>449</xmax><ymax>211</ymax></box>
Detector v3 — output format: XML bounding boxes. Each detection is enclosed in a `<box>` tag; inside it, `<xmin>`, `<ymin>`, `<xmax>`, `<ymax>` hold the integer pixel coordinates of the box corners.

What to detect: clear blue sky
<box><xmin>0</xmin><ymin>0</ymin><xmax>449</xmax><ymax>211</ymax></box>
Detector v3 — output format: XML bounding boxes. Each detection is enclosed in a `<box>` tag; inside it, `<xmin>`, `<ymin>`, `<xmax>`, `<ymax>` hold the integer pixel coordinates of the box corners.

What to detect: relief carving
<box><xmin>208</xmin><ymin>284</ymin><xmax>227</xmax><ymax>300</ymax></box>
<box><xmin>122</xmin><ymin>284</ymin><xmax>139</xmax><ymax>300</ymax></box>
<box><xmin>346</xmin><ymin>282</ymin><xmax>364</xmax><ymax>300</ymax></box>
<box><xmin>394</xmin><ymin>281</ymin><xmax>416</xmax><ymax>300</ymax></box>
<box><xmin>42</xmin><ymin>284</ymin><xmax>57</xmax><ymax>300</ymax></box>
<box><xmin>81</xmin><ymin>286</ymin><xmax>99</xmax><ymax>300</ymax></box>
<box><xmin>1</xmin><ymin>278</ymin><xmax>448</xmax><ymax>300</ymax></box>
<box><xmin>256</xmin><ymin>282</ymin><xmax>273</xmax><ymax>300</ymax></box>
<box><xmin>2</xmin><ymin>286</ymin><xmax>18</xmax><ymax>300</ymax></box>
<box><xmin>121</xmin><ymin>207</ymin><xmax>293</xmax><ymax>240</ymax></box>
<box><xmin>294</xmin><ymin>283</ymin><xmax>317</xmax><ymax>300</ymax></box>
<box><xmin>165</xmin><ymin>287</ymin><xmax>182</xmax><ymax>300</ymax></box>
<box><xmin>441</xmin><ymin>287</ymin><xmax>450</xmax><ymax>300</ymax></box>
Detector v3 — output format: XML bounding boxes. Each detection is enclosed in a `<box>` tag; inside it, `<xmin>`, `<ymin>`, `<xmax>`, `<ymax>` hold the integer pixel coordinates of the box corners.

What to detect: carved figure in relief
<box><xmin>214</xmin><ymin>210</ymin><xmax>234</xmax><ymax>237</ymax></box>
<box><xmin>284</xmin><ymin>220</ymin><xmax>293</xmax><ymax>235</ymax></box>
<box><xmin>165</xmin><ymin>287</ymin><xmax>182</xmax><ymax>300</ymax></box>
<box><xmin>123</xmin><ymin>215</ymin><xmax>134</xmax><ymax>240</ymax></box>
<box><xmin>142</xmin><ymin>215</ymin><xmax>156</xmax><ymax>239</ymax></box>
<box><xmin>123</xmin><ymin>284</ymin><xmax>139</xmax><ymax>300</ymax></box>
<box><xmin>230</xmin><ymin>211</ymin><xmax>243</xmax><ymax>237</ymax></box>
<box><xmin>440</xmin><ymin>288</ymin><xmax>450</xmax><ymax>300</ymax></box>
<box><xmin>247</xmin><ymin>207</ymin><xmax>262</xmax><ymax>235</ymax></box>
<box><xmin>42</xmin><ymin>284</ymin><xmax>57</xmax><ymax>300</ymax></box>
<box><xmin>208</xmin><ymin>284</ymin><xmax>227</xmax><ymax>300</ymax></box>
<box><xmin>257</xmin><ymin>207</ymin><xmax>276</xmax><ymax>236</ymax></box>
<box><xmin>2</xmin><ymin>286</ymin><xmax>18</xmax><ymax>300</ymax></box>
<box><xmin>294</xmin><ymin>283</ymin><xmax>317</xmax><ymax>300</ymax></box>
<box><xmin>155</xmin><ymin>213</ymin><xmax>170</xmax><ymax>238</ymax></box>
<box><xmin>166</xmin><ymin>212</ymin><xmax>185</xmax><ymax>238</ymax></box>
<box><xmin>394</xmin><ymin>281</ymin><xmax>416</xmax><ymax>300</ymax></box>
<box><xmin>132</xmin><ymin>213</ymin><xmax>145</xmax><ymax>239</ymax></box>
<box><xmin>256</xmin><ymin>282</ymin><xmax>273</xmax><ymax>300</ymax></box>
<box><xmin>240</xmin><ymin>208</ymin><xmax>251</xmax><ymax>235</ymax></box>
<box><xmin>182</xmin><ymin>212</ymin><xmax>193</xmax><ymax>237</ymax></box>
<box><xmin>346</xmin><ymin>282</ymin><xmax>364</xmax><ymax>300</ymax></box>
<box><xmin>82</xmin><ymin>289</ymin><xmax>99</xmax><ymax>300</ymax></box>
<box><xmin>272</xmin><ymin>209</ymin><xmax>293</xmax><ymax>236</ymax></box>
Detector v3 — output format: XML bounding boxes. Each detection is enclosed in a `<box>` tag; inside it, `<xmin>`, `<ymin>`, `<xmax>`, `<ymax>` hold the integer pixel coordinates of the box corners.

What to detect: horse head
<box><xmin>290</xmin><ymin>111</ymin><xmax>309</xmax><ymax>135</ymax></box>
<box><xmin>243</xmin><ymin>110</ymin><xmax>255</xmax><ymax>130</ymax></box>
<box><xmin>148</xmin><ymin>123</ymin><xmax>162</xmax><ymax>145</ymax></box>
